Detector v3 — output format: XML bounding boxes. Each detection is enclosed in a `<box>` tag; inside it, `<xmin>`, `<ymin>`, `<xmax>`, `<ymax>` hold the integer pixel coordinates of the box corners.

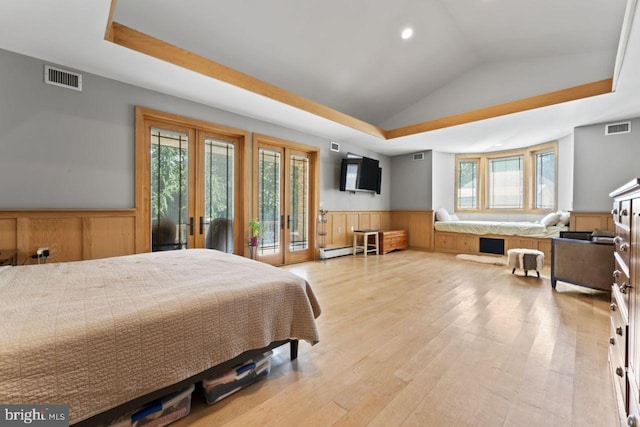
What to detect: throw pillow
<box><xmin>540</xmin><ymin>212</ymin><xmax>561</xmax><ymax>227</ymax></box>
<box><xmin>435</xmin><ymin>208</ymin><xmax>451</xmax><ymax>222</ymax></box>
<box><xmin>556</xmin><ymin>211</ymin><xmax>570</xmax><ymax>226</ymax></box>
<box><xmin>449</xmin><ymin>214</ymin><xmax>460</xmax><ymax>221</ymax></box>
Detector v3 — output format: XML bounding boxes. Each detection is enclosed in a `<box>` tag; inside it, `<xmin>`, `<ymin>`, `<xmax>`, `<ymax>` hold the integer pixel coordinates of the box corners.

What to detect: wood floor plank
<box><xmin>171</xmin><ymin>250</ymin><xmax>616</xmax><ymax>426</ymax></box>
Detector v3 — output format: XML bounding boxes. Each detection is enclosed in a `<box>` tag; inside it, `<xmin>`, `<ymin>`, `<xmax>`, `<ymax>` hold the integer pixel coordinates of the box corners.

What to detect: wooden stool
<box><xmin>507</xmin><ymin>248</ymin><xmax>544</xmax><ymax>277</ymax></box>
<box><xmin>353</xmin><ymin>230</ymin><xmax>379</xmax><ymax>257</ymax></box>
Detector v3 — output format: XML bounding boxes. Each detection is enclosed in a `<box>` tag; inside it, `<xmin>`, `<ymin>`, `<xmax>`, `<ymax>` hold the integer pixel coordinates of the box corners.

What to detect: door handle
<box><xmin>281</xmin><ymin>215</ymin><xmax>285</xmax><ymax>230</ymax></box>
<box><xmin>199</xmin><ymin>216</ymin><xmax>204</xmax><ymax>235</ymax></box>
<box><xmin>287</xmin><ymin>215</ymin><xmax>291</xmax><ymax>230</ymax></box>
<box><xmin>189</xmin><ymin>217</ymin><xmax>194</xmax><ymax>236</ymax></box>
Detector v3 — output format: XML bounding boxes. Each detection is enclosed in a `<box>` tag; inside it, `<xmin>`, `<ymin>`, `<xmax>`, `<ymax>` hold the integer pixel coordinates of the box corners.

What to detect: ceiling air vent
<box><xmin>413</xmin><ymin>152</ymin><xmax>425</xmax><ymax>161</ymax></box>
<box><xmin>330</xmin><ymin>141</ymin><xmax>340</xmax><ymax>152</ymax></box>
<box><xmin>44</xmin><ymin>65</ymin><xmax>82</xmax><ymax>91</ymax></box>
<box><xmin>605</xmin><ymin>121</ymin><xmax>631</xmax><ymax>135</ymax></box>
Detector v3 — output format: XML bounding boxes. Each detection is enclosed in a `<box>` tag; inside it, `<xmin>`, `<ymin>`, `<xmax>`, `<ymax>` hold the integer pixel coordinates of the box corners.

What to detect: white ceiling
<box><xmin>0</xmin><ymin>1</ymin><xmax>639</xmax><ymax>156</ymax></box>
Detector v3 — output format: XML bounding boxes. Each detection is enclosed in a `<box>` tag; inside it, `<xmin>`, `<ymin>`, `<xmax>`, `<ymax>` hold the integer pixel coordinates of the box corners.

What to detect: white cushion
<box><xmin>435</xmin><ymin>208</ymin><xmax>451</xmax><ymax>222</ymax></box>
<box><xmin>556</xmin><ymin>211</ymin><xmax>570</xmax><ymax>226</ymax></box>
<box><xmin>449</xmin><ymin>214</ymin><xmax>460</xmax><ymax>221</ymax></box>
<box><xmin>540</xmin><ymin>212</ymin><xmax>561</xmax><ymax>227</ymax></box>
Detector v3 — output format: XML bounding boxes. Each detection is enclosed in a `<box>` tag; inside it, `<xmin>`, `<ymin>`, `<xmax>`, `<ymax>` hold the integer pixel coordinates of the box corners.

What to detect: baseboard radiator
<box><xmin>319</xmin><ymin>245</ymin><xmax>361</xmax><ymax>259</ymax></box>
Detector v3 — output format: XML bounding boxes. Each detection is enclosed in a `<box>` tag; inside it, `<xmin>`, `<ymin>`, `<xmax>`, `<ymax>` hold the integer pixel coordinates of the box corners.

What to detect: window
<box><xmin>534</xmin><ymin>150</ymin><xmax>555</xmax><ymax>210</ymax></box>
<box><xmin>454</xmin><ymin>142</ymin><xmax>557</xmax><ymax>212</ymax></box>
<box><xmin>457</xmin><ymin>160</ymin><xmax>478</xmax><ymax>209</ymax></box>
<box><xmin>488</xmin><ymin>155</ymin><xmax>523</xmax><ymax>209</ymax></box>
<box><xmin>135</xmin><ymin>107</ymin><xmax>247</xmax><ymax>255</ymax></box>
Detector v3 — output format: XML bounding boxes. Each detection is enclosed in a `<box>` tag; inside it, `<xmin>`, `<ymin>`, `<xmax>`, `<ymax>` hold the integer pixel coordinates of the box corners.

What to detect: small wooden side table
<box><xmin>353</xmin><ymin>230</ymin><xmax>379</xmax><ymax>257</ymax></box>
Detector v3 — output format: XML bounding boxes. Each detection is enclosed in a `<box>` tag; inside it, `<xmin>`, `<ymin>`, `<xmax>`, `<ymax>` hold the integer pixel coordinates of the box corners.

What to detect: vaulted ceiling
<box><xmin>1</xmin><ymin>1</ymin><xmax>639</xmax><ymax>155</ymax></box>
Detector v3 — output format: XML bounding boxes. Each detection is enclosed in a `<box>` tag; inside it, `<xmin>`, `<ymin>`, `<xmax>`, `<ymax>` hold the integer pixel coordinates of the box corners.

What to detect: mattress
<box><xmin>434</xmin><ymin>220</ymin><xmax>568</xmax><ymax>238</ymax></box>
<box><xmin>0</xmin><ymin>249</ymin><xmax>321</xmax><ymax>424</ymax></box>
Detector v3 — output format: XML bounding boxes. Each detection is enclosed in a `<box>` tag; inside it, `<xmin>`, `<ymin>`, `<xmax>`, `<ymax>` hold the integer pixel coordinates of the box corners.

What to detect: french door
<box><xmin>136</xmin><ymin>107</ymin><xmax>246</xmax><ymax>254</ymax></box>
<box><xmin>253</xmin><ymin>135</ymin><xmax>319</xmax><ymax>265</ymax></box>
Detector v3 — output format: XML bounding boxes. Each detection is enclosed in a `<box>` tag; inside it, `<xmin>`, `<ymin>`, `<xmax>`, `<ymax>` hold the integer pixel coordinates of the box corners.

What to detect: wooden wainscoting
<box><xmin>0</xmin><ymin>210</ymin><xmax>136</xmax><ymax>265</ymax></box>
<box><xmin>322</xmin><ymin>210</ymin><xmax>433</xmax><ymax>252</ymax></box>
<box><xmin>324</xmin><ymin>210</ymin><xmax>391</xmax><ymax>248</ymax></box>
<box><xmin>569</xmin><ymin>211</ymin><xmax>614</xmax><ymax>232</ymax></box>
<box><xmin>433</xmin><ymin>231</ymin><xmax>552</xmax><ymax>261</ymax></box>
<box><xmin>390</xmin><ymin>210</ymin><xmax>434</xmax><ymax>251</ymax></box>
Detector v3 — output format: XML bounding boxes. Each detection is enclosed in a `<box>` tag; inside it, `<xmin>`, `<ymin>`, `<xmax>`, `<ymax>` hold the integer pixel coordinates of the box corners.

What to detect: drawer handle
<box><xmin>622</xmin><ymin>208</ymin><xmax>629</xmax><ymax>216</ymax></box>
<box><xmin>621</xmin><ymin>282</ymin><xmax>633</xmax><ymax>294</ymax></box>
<box><xmin>621</xmin><ymin>243</ymin><xmax>630</xmax><ymax>252</ymax></box>
<box><xmin>611</xmin><ymin>337</ymin><xmax>616</xmax><ymax>345</ymax></box>
<box><xmin>612</xmin><ymin>208</ymin><xmax>619</xmax><ymax>215</ymax></box>
<box><xmin>617</xmin><ymin>326</ymin><xmax>624</xmax><ymax>336</ymax></box>
<box><xmin>614</xmin><ymin>236</ymin><xmax>623</xmax><ymax>244</ymax></box>
<box><xmin>614</xmin><ymin>270</ymin><xmax>621</xmax><ymax>278</ymax></box>
<box><xmin>629</xmin><ymin>415</ymin><xmax>637</xmax><ymax>427</ymax></box>
<box><xmin>611</xmin><ymin>303</ymin><xmax>618</xmax><ymax>311</ymax></box>
<box><xmin>617</xmin><ymin>367</ymin><xmax>625</xmax><ymax>377</ymax></box>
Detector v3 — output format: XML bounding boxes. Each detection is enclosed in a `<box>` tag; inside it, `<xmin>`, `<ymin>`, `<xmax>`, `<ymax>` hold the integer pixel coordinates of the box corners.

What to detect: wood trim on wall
<box><xmin>569</xmin><ymin>211</ymin><xmax>614</xmax><ymax>232</ymax></box>
<box><xmin>386</xmin><ymin>79</ymin><xmax>613</xmax><ymax>139</ymax></box>
<box><xmin>0</xmin><ymin>210</ymin><xmax>136</xmax><ymax>265</ymax></box>
<box><xmin>390</xmin><ymin>210</ymin><xmax>434</xmax><ymax>250</ymax></box>
<box><xmin>105</xmin><ymin>11</ymin><xmax>612</xmax><ymax>142</ymax></box>
<box><xmin>104</xmin><ymin>0</ymin><xmax>118</xmax><ymax>41</ymax></box>
<box><xmin>111</xmin><ymin>23</ymin><xmax>385</xmax><ymax>139</ymax></box>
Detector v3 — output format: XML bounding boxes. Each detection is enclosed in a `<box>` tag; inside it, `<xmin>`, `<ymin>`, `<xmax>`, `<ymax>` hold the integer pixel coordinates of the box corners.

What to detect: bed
<box><xmin>434</xmin><ymin>220</ymin><xmax>568</xmax><ymax>238</ymax></box>
<box><xmin>0</xmin><ymin>249</ymin><xmax>321</xmax><ymax>425</ymax></box>
<box><xmin>432</xmin><ymin>209</ymin><xmax>570</xmax><ymax>259</ymax></box>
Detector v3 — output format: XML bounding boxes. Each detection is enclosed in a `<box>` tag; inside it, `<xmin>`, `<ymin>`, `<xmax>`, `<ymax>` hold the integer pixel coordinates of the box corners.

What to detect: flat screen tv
<box><xmin>339</xmin><ymin>156</ymin><xmax>381</xmax><ymax>194</ymax></box>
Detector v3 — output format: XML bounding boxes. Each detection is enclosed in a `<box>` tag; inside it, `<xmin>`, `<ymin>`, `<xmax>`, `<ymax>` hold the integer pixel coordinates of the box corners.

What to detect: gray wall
<box><xmin>390</xmin><ymin>151</ymin><xmax>433</xmax><ymax>210</ymax></box>
<box><xmin>0</xmin><ymin>48</ymin><xmax>390</xmax><ymax>211</ymax></box>
<box><xmin>557</xmin><ymin>133</ymin><xmax>574</xmax><ymax>211</ymax></box>
<box><xmin>573</xmin><ymin>117</ymin><xmax>640</xmax><ymax>211</ymax></box>
<box><xmin>431</xmin><ymin>151</ymin><xmax>455</xmax><ymax>212</ymax></box>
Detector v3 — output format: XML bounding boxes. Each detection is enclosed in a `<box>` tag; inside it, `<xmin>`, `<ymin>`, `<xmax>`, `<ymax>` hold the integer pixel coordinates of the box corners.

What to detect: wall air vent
<box><xmin>605</xmin><ymin>121</ymin><xmax>631</xmax><ymax>135</ymax></box>
<box><xmin>44</xmin><ymin>65</ymin><xmax>82</xmax><ymax>91</ymax></box>
<box><xmin>412</xmin><ymin>152</ymin><xmax>425</xmax><ymax>161</ymax></box>
<box><xmin>330</xmin><ymin>141</ymin><xmax>340</xmax><ymax>152</ymax></box>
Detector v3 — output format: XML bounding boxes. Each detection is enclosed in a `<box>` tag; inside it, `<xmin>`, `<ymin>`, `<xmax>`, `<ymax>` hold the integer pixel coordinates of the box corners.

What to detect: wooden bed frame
<box><xmin>73</xmin><ymin>339</ymin><xmax>299</xmax><ymax>426</ymax></box>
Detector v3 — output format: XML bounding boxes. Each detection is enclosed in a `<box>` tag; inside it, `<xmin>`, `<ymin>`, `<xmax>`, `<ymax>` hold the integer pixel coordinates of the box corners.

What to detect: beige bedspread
<box><xmin>0</xmin><ymin>249</ymin><xmax>321</xmax><ymax>424</ymax></box>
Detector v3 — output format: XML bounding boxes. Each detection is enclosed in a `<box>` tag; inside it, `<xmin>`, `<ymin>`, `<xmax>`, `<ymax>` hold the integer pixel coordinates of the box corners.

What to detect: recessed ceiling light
<box><xmin>401</xmin><ymin>27</ymin><xmax>414</xmax><ymax>40</ymax></box>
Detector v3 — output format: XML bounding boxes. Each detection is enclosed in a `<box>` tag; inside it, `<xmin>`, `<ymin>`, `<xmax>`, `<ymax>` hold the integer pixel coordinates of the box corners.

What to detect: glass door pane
<box><xmin>150</xmin><ymin>127</ymin><xmax>189</xmax><ymax>251</ymax></box>
<box><xmin>203</xmin><ymin>138</ymin><xmax>234</xmax><ymax>252</ymax></box>
<box><xmin>258</xmin><ymin>147</ymin><xmax>282</xmax><ymax>257</ymax></box>
<box><xmin>289</xmin><ymin>154</ymin><xmax>309</xmax><ymax>252</ymax></box>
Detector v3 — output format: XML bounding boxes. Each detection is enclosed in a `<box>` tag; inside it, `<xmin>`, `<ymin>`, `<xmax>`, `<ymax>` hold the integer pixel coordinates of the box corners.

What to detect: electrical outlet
<box><xmin>37</xmin><ymin>247</ymin><xmax>49</xmax><ymax>257</ymax></box>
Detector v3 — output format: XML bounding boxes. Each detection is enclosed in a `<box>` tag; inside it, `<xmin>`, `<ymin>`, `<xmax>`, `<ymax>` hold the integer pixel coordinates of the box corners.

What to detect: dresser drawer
<box><xmin>614</xmin><ymin>258</ymin><xmax>631</xmax><ymax>309</ymax></box>
<box><xmin>611</xmin><ymin>313</ymin><xmax>627</xmax><ymax>362</ymax></box>
<box><xmin>610</xmin><ymin>321</ymin><xmax>628</xmax><ymax>415</ymax></box>
<box><xmin>620</xmin><ymin>200</ymin><xmax>631</xmax><ymax>227</ymax></box>
<box><xmin>615</xmin><ymin>230</ymin><xmax>631</xmax><ymax>270</ymax></box>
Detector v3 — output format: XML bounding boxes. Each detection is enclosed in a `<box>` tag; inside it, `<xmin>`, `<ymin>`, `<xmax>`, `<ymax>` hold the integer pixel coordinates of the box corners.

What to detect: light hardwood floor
<box><xmin>175</xmin><ymin>250</ymin><xmax>616</xmax><ymax>427</ymax></box>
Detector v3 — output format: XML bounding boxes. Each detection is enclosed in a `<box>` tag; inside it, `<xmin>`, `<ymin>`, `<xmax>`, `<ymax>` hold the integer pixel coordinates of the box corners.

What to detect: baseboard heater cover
<box><xmin>319</xmin><ymin>245</ymin><xmax>361</xmax><ymax>259</ymax></box>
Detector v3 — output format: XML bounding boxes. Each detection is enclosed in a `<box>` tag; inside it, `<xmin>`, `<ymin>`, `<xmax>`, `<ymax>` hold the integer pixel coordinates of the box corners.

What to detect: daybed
<box><xmin>433</xmin><ymin>209</ymin><xmax>570</xmax><ymax>259</ymax></box>
<box><xmin>0</xmin><ymin>249</ymin><xmax>321</xmax><ymax>425</ymax></box>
